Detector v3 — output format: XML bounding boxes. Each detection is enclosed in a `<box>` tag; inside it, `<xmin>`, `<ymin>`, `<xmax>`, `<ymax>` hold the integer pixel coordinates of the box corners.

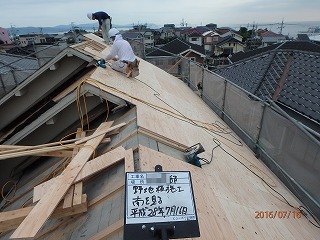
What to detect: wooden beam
<box><xmin>88</xmin><ymin>219</ymin><xmax>123</xmax><ymax>240</ymax></box>
<box><xmin>62</xmin><ymin>185</ymin><xmax>74</xmax><ymax>209</ymax></box>
<box><xmin>63</xmin><ymin>128</ymin><xmax>85</xmax><ymax>208</ymax></box>
<box><xmin>72</xmin><ymin>182</ymin><xmax>83</xmax><ymax>206</ymax></box>
<box><xmin>11</xmin><ymin>122</ymin><xmax>113</xmax><ymax>239</ymax></box>
<box><xmin>33</xmin><ymin>146</ymin><xmax>126</xmax><ymax>202</ymax></box>
<box><xmin>0</xmin><ymin>194</ymin><xmax>87</xmax><ymax>233</ymax></box>
<box><xmin>33</xmin><ymin>150</ymin><xmax>73</xmax><ymax>157</ymax></box>
<box><xmin>0</xmin><ymin>145</ymin><xmax>76</xmax><ymax>160</ymax></box>
<box><xmin>74</xmin><ymin>122</ymin><xmax>126</xmax><ymax>145</ymax></box>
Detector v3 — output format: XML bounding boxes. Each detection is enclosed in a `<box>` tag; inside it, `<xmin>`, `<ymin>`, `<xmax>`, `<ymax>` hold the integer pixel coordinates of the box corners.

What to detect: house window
<box><xmin>213</xmin><ymin>37</ymin><xmax>219</xmax><ymax>41</ymax></box>
<box><xmin>191</xmin><ymin>37</ymin><xmax>198</xmax><ymax>41</ymax></box>
<box><xmin>206</xmin><ymin>37</ymin><xmax>212</xmax><ymax>42</ymax></box>
<box><xmin>189</xmin><ymin>57</ymin><xmax>196</xmax><ymax>61</ymax></box>
<box><xmin>229</xmin><ymin>43</ymin><xmax>231</xmax><ymax>46</ymax></box>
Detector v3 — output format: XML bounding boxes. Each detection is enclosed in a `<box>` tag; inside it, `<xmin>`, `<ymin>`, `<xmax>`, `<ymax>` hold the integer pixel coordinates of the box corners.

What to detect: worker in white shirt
<box><xmin>103</xmin><ymin>28</ymin><xmax>139</xmax><ymax>77</ymax></box>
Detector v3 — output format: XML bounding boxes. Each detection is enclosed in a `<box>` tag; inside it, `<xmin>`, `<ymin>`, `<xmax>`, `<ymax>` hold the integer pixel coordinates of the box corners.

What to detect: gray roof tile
<box><xmin>215</xmin><ymin>43</ymin><xmax>320</xmax><ymax>123</ymax></box>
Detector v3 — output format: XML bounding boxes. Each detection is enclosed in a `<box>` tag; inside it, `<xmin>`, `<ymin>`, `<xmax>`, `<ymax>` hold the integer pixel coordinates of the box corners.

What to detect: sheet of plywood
<box><xmin>138</xmin><ymin>144</ymin><xmax>237</xmax><ymax>240</ymax></box>
<box><xmin>88</xmin><ymin>219</ymin><xmax>123</xmax><ymax>240</ymax></box>
<box><xmin>10</xmin><ymin>122</ymin><xmax>113</xmax><ymax>239</ymax></box>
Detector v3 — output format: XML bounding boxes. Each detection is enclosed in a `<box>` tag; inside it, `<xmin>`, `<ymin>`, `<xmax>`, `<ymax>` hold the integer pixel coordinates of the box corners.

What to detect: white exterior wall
<box><xmin>188</xmin><ymin>36</ymin><xmax>202</xmax><ymax>46</ymax></box>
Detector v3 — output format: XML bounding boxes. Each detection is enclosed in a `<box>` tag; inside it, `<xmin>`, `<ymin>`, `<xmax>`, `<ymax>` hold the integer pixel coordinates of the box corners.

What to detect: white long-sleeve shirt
<box><xmin>104</xmin><ymin>34</ymin><xmax>136</xmax><ymax>62</ymax></box>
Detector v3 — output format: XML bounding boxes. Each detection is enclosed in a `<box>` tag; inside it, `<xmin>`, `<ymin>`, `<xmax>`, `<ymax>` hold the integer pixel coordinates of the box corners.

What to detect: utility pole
<box><xmin>279</xmin><ymin>18</ymin><xmax>284</xmax><ymax>35</ymax></box>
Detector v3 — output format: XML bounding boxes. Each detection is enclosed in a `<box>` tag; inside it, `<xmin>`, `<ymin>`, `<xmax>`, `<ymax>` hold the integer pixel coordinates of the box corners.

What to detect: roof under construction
<box><xmin>0</xmin><ymin>34</ymin><xmax>319</xmax><ymax>239</ymax></box>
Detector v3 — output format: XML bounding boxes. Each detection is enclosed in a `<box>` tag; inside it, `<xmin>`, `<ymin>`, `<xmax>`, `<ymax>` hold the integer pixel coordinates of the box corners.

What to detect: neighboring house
<box><xmin>215</xmin><ymin>41</ymin><xmax>320</xmax><ymax>132</ymax></box>
<box><xmin>159</xmin><ymin>24</ymin><xmax>178</xmax><ymax>40</ymax></box>
<box><xmin>0</xmin><ymin>27</ymin><xmax>12</xmax><ymax>44</ymax></box>
<box><xmin>297</xmin><ymin>34</ymin><xmax>310</xmax><ymax>41</ymax></box>
<box><xmin>206</xmin><ymin>23</ymin><xmax>218</xmax><ymax>30</ymax></box>
<box><xmin>260</xmin><ymin>31</ymin><xmax>286</xmax><ymax>46</ymax></box>
<box><xmin>220</xmin><ymin>30</ymin><xmax>243</xmax><ymax>42</ymax></box>
<box><xmin>122</xmin><ymin>32</ymin><xmax>145</xmax><ymax>59</ymax></box>
<box><xmin>18</xmin><ymin>34</ymin><xmax>46</xmax><ymax>47</ymax></box>
<box><xmin>187</xmin><ymin>32</ymin><xmax>202</xmax><ymax>46</ymax></box>
<box><xmin>202</xmin><ymin>31</ymin><xmax>221</xmax><ymax>52</ymax></box>
<box><xmin>216</xmin><ymin>27</ymin><xmax>235</xmax><ymax>36</ymax></box>
<box><xmin>213</xmin><ymin>36</ymin><xmax>245</xmax><ymax>57</ymax></box>
<box><xmin>141</xmin><ymin>29</ymin><xmax>155</xmax><ymax>48</ymax></box>
<box><xmin>146</xmin><ymin>38</ymin><xmax>205</xmax><ymax>76</ymax></box>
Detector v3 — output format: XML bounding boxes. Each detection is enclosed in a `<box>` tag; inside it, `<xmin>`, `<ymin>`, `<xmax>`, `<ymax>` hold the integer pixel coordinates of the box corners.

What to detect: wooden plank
<box><xmin>62</xmin><ymin>185</ymin><xmax>74</xmax><ymax>209</ymax></box>
<box><xmin>74</xmin><ymin>122</ymin><xmax>126</xmax><ymax>145</ymax></box>
<box><xmin>0</xmin><ymin>138</ymin><xmax>110</xmax><ymax>159</ymax></box>
<box><xmin>0</xmin><ymin>194</ymin><xmax>87</xmax><ymax>233</ymax></box>
<box><xmin>125</xmin><ymin>149</ymin><xmax>135</xmax><ymax>172</ymax></box>
<box><xmin>11</xmin><ymin>122</ymin><xmax>113</xmax><ymax>239</ymax></box>
<box><xmin>33</xmin><ymin>150</ymin><xmax>73</xmax><ymax>157</ymax></box>
<box><xmin>63</xmin><ymin>128</ymin><xmax>85</xmax><ymax>208</ymax></box>
<box><xmin>72</xmin><ymin>182</ymin><xmax>83</xmax><ymax>206</ymax></box>
<box><xmin>0</xmin><ymin>145</ymin><xmax>76</xmax><ymax>160</ymax></box>
<box><xmin>33</xmin><ymin>146</ymin><xmax>126</xmax><ymax>202</ymax></box>
<box><xmin>88</xmin><ymin>219</ymin><xmax>123</xmax><ymax>240</ymax></box>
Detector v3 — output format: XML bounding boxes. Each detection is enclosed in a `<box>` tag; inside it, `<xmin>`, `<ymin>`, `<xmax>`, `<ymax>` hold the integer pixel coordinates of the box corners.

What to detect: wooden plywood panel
<box><xmin>138</xmin><ymin>145</ymin><xmax>237</xmax><ymax>240</ymax></box>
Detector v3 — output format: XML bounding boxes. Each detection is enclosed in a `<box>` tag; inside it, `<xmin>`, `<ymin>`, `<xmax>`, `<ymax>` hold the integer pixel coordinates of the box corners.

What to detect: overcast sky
<box><xmin>1</xmin><ymin>0</ymin><xmax>319</xmax><ymax>29</ymax></box>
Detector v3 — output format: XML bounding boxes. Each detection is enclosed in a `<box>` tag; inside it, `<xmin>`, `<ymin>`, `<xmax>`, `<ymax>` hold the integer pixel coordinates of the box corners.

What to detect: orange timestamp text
<box><xmin>255</xmin><ymin>211</ymin><xmax>301</xmax><ymax>219</ymax></box>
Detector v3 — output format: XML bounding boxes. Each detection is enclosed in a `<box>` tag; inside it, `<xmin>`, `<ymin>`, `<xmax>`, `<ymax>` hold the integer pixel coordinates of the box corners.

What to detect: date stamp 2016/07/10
<box><xmin>255</xmin><ymin>211</ymin><xmax>301</xmax><ymax>219</ymax></box>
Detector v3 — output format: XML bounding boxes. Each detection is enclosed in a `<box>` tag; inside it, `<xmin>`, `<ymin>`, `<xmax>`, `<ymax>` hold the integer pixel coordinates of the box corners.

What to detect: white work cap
<box><xmin>87</xmin><ymin>13</ymin><xmax>93</xmax><ymax>20</ymax></box>
<box><xmin>109</xmin><ymin>28</ymin><xmax>120</xmax><ymax>38</ymax></box>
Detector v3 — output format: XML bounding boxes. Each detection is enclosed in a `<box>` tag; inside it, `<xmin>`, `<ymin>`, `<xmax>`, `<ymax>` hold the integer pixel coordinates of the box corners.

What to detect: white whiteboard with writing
<box><xmin>125</xmin><ymin>171</ymin><xmax>197</xmax><ymax>224</ymax></box>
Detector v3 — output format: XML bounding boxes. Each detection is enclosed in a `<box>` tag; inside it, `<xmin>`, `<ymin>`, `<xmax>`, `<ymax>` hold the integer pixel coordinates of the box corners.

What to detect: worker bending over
<box><xmin>103</xmin><ymin>28</ymin><xmax>140</xmax><ymax>77</ymax></box>
<box><xmin>87</xmin><ymin>11</ymin><xmax>111</xmax><ymax>43</ymax></box>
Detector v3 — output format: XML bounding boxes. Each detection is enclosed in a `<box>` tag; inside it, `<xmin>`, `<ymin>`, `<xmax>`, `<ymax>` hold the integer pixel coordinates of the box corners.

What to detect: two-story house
<box><xmin>202</xmin><ymin>31</ymin><xmax>221</xmax><ymax>52</ymax></box>
<box><xmin>187</xmin><ymin>32</ymin><xmax>202</xmax><ymax>46</ymax></box>
<box><xmin>146</xmin><ymin>38</ymin><xmax>206</xmax><ymax>77</ymax></box>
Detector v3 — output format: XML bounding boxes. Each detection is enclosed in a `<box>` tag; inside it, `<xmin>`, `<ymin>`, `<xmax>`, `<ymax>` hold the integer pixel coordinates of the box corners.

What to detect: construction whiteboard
<box><xmin>125</xmin><ymin>171</ymin><xmax>197</xmax><ymax>225</ymax></box>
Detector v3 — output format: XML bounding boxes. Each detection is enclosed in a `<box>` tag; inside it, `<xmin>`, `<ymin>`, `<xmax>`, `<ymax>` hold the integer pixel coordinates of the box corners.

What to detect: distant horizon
<box><xmin>5</xmin><ymin>20</ymin><xmax>320</xmax><ymax>38</ymax></box>
<box><xmin>4</xmin><ymin>19</ymin><xmax>320</xmax><ymax>30</ymax></box>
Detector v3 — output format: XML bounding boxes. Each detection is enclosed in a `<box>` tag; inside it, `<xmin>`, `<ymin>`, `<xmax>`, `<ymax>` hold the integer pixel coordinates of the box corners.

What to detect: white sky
<box><xmin>1</xmin><ymin>0</ymin><xmax>319</xmax><ymax>28</ymax></box>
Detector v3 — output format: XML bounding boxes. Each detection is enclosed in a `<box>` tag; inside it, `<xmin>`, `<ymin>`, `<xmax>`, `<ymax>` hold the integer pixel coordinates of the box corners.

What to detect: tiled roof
<box><xmin>215</xmin><ymin>42</ymin><xmax>320</xmax><ymax>123</ymax></box>
<box><xmin>297</xmin><ymin>34</ymin><xmax>310</xmax><ymax>41</ymax></box>
<box><xmin>0</xmin><ymin>53</ymin><xmax>39</xmax><ymax>74</ymax></box>
<box><xmin>230</xmin><ymin>41</ymin><xmax>320</xmax><ymax>63</ymax></box>
<box><xmin>147</xmin><ymin>38</ymin><xmax>205</xmax><ymax>57</ymax></box>
<box><xmin>121</xmin><ymin>32</ymin><xmax>143</xmax><ymax>40</ymax></box>
<box><xmin>215</xmin><ymin>36</ymin><xmax>243</xmax><ymax>46</ymax></box>
<box><xmin>188</xmin><ymin>32</ymin><xmax>202</xmax><ymax>37</ymax></box>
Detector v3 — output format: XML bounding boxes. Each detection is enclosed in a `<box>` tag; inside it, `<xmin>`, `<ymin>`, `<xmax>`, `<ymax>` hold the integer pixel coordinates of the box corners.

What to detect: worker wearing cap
<box><xmin>87</xmin><ymin>11</ymin><xmax>111</xmax><ymax>43</ymax></box>
<box><xmin>103</xmin><ymin>28</ymin><xmax>140</xmax><ymax>77</ymax></box>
